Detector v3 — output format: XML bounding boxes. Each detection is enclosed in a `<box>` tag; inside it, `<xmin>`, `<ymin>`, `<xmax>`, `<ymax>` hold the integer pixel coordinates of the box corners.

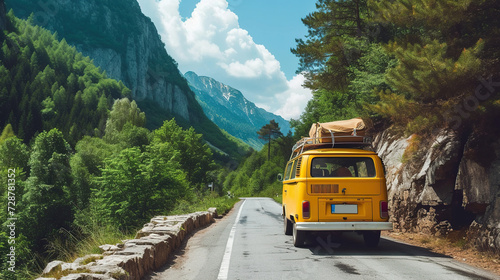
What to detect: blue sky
<box><xmin>137</xmin><ymin>0</ymin><xmax>316</xmax><ymax>119</ymax></box>
<box><xmin>178</xmin><ymin>0</ymin><xmax>316</xmax><ymax>80</ymax></box>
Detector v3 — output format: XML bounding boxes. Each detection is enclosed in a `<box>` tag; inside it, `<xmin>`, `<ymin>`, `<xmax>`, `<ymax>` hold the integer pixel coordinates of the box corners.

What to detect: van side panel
<box><xmin>282</xmin><ymin>156</ymin><xmax>308</xmax><ymax>222</ymax></box>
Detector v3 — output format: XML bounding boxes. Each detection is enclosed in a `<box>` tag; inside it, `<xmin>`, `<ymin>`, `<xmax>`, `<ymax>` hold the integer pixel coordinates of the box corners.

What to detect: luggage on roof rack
<box><xmin>309</xmin><ymin>118</ymin><xmax>366</xmax><ymax>143</ymax></box>
<box><xmin>290</xmin><ymin>118</ymin><xmax>371</xmax><ymax>159</ymax></box>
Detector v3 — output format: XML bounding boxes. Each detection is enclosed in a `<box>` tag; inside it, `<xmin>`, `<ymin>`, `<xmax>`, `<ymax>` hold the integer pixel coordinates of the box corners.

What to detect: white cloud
<box><xmin>275</xmin><ymin>74</ymin><xmax>313</xmax><ymax>120</ymax></box>
<box><xmin>137</xmin><ymin>0</ymin><xmax>312</xmax><ymax>120</ymax></box>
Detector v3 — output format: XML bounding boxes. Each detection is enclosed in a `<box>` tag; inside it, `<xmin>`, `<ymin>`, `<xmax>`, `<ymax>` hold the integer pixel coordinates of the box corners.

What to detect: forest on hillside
<box><xmin>0</xmin><ymin>10</ymin><xmax>239</xmax><ymax>279</ymax></box>
<box><xmin>0</xmin><ymin>11</ymin><xmax>130</xmax><ymax>145</ymax></box>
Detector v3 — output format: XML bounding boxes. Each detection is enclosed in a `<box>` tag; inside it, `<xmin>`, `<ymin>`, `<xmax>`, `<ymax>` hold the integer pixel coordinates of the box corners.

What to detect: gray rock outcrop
<box><xmin>374</xmin><ymin>127</ymin><xmax>500</xmax><ymax>254</ymax></box>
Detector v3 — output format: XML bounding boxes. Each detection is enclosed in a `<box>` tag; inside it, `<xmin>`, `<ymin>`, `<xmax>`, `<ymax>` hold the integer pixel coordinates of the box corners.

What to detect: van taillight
<box><xmin>302</xmin><ymin>201</ymin><xmax>310</xmax><ymax>219</ymax></box>
<box><xmin>380</xmin><ymin>201</ymin><xmax>388</xmax><ymax>219</ymax></box>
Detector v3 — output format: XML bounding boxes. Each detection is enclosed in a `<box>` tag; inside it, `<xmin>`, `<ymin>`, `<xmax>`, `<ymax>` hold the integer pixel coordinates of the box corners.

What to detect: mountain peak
<box><xmin>185</xmin><ymin>71</ymin><xmax>291</xmax><ymax>150</ymax></box>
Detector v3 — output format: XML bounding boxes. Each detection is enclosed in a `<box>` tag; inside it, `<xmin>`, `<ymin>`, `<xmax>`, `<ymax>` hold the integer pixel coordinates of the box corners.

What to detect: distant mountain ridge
<box><xmin>185</xmin><ymin>71</ymin><xmax>291</xmax><ymax>150</ymax></box>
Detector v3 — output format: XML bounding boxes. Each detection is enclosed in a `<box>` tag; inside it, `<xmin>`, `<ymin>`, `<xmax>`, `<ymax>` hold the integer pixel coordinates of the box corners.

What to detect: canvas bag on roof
<box><xmin>309</xmin><ymin>118</ymin><xmax>366</xmax><ymax>143</ymax></box>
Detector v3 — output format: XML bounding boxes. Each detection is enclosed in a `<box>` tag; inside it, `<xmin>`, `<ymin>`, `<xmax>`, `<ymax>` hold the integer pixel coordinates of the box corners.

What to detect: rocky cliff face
<box><xmin>185</xmin><ymin>71</ymin><xmax>291</xmax><ymax>150</ymax></box>
<box><xmin>374</xmin><ymin>127</ymin><xmax>500</xmax><ymax>254</ymax></box>
<box><xmin>6</xmin><ymin>0</ymin><xmax>191</xmax><ymax>121</ymax></box>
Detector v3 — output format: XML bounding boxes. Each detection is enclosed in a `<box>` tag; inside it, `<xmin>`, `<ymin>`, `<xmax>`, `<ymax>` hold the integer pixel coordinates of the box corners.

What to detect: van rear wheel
<box><xmin>293</xmin><ymin>223</ymin><xmax>306</xmax><ymax>247</ymax></box>
<box><xmin>284</xmin><ymin>213</ymin><xmax>292</xmax><ymax>236</ymax></box>
<box><xmin>363</xmin><ymin>230</ymin><xmax>381</xmax><ymax>248</ymax></box>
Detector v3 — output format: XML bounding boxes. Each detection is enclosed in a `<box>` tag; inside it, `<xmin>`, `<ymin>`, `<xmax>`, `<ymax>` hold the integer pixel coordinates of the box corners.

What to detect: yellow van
<box><xmin>282</xmin><ymin>119</ymin><xmax>392</xmax><ymax>247</ymax></box>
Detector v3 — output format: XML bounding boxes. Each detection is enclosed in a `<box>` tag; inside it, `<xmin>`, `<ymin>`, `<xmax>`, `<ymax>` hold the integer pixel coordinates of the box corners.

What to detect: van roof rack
<box><xmin>290</xmin><ymin>133</ymin><xmax>372</xmax><ymax>160</ymax></box>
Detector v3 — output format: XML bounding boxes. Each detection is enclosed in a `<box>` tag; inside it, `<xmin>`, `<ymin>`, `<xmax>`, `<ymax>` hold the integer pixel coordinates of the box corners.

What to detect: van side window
<box><xmin>290</xmin><ymin>159</ymin><xmax>299</xmax><ymax>179</ymax></box>
<box><xmin>284</xmin><ymin>161</ymin><xmax>294</xmax><ymax>180</ymax></box>
<box><xmin>311</xmin><ymin>157</ymin><xmax>376</xmax><ymax>177</ymax></box>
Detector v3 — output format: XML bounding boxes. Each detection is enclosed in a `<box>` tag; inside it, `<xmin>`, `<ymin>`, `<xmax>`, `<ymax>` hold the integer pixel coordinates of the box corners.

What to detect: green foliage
<box><xmin>347</xmin><ymin>38</ymin><xmax>397</xmax><ymax>105</ymax></box>
<box><xmin>0</xmin><ymin>123</ymin><xmax>15</xmax><ymax>143</ymax></box>
<box><xmin>257</xmin><ymin>120</ymin><xmax>283</xmax><ymax>161</ymax></box>
<box><xmin>0</xmin><ymin>136</ymin><xmax>29</xmax><ymax>171</ymax></box>
<box><xmin>152</xmin><ymin>119</ymin><xmax>215</xmax><ymax>188</ymax></box>
<box><xmin>224</xmin><ymin>135</ymin><xmax>294</xmax><ymax>198</ymax></box>
<box><xmin>136</xmin><ymin>98</ymin><xmax>252</xmax><ymax>164</ymax></box>
<box><xmin>369</xmin><ymin>0</ymin><xmax>472</xmax><ymax>33</ymax></box>
<box><xmin>366</xmin><ymin>0</ymin><xmax>500</xmax><ymax>134</ymax></box>
<box><xmin>384</xmin><ymin>40</ymin><xmax>483</xmax><ymax>103</ymax></box>
<box><xmin>169</xmin><ymin>192</ymin><xmax>239</xmax><ymax>216</ymax></box>
<box><xmin>45</xmin><ymin>225</ymin><xmax>130</xmax><ymax>266</ymax></box>
<box><xmin>291</xmin><ymin>0</ymin><xmax>391</xmax><ymax>134</ymax></box>
<box><xmin>292</xmin><ymin>0</ymin><xmax>368</xmax><ymax>92</ymax></box>
<box><xmin>70</xmin><ymin>136</ymin><xmax>117</xmax><ymax>211</ymax></box>
<box><xmin>91</xmin><ymin>145</ymin><xmax>188</xmax><ymax>229</ymax></box>
<box><xmin>293</xmin><ymin>0</ymin><xmax>500</xmax><ymax>136</ymax></box>
<box><xmin>0</xmin><ymin>13</ymin><xmax>128</xmax><ymax>145</ymax></box>
<box><xmin>257</xmin><ymin>120</ymin><xmax>283</xmax><ymax>142</ymax></box>
<box><xmin>20</xmin><ymin>129</ymin><xmax>73</xmax><ymax>252</ymax></box>
<box><xmin>104</xmin><ymin>98</ymin><xmax>146</xmax><ymax>144</ymax></box>
<box><xmin>0</xmin><ymin>136</ymin><xmax>30</xmax><ymax>277</ymax></box>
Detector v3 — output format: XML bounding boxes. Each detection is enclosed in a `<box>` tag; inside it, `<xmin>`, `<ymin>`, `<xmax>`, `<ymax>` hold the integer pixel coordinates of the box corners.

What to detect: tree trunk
<box><xmin>267</xmin><ymin>137</ymin><xmax>271</xmax><ymax>161</ymax></box>
<box><xmin>355</xmin><ymin>0</ymin><xmax>362</xmax><ymax>37</ymax></box>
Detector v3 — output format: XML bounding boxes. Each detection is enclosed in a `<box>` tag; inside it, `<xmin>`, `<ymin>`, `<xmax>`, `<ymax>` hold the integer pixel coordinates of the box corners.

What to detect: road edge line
<box><xmin>217</xmin><ymin>199</ymin><xmax>246</xmax><ymax>280</ymax></box>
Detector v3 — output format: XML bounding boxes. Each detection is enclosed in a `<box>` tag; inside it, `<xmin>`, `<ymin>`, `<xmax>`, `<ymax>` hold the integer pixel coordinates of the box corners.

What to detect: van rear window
<box><xmin>311</xmin><ymin>157</ymin><xmax>376</xmax><ymax>177</ymax></box>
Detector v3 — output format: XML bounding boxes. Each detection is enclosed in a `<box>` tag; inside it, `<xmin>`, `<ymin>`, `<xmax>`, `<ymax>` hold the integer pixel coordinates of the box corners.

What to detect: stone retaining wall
<box><xmin>36</xmin><ymin>208</ymin><xmax>218</xmax><ymax>280</ymax></box>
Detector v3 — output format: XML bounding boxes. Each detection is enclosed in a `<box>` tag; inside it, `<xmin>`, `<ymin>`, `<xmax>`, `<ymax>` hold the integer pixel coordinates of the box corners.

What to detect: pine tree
<box><xmin>385</xmin><ymin>39</ymin><xmax>483</xmax><ymax>104</ymax></box>
<box><xmin>257</xmin><ymin>120</ymin><xmax>283</xmax><ymax>161</ymax></box>
<box><xmin>292</xmin><ymin>0</ymin><xmax>369</xmax><ymax>92</ymax></box>
<box><xmin>0</xmin><ymin>123</ymin><xmax>15</xmax><ymax>143</ymax></box>
<box><xmin>368</xmin><ymin>0</ymin><xmax>500</xmax><ymax>132</ymax></box>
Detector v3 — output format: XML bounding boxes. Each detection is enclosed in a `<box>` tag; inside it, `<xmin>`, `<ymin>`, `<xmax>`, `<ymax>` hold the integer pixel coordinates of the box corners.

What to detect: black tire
<box><xmin>293</xmin><ymin>223</ymin><xmax>307</xmax><ymax>247</ymax></box>
<box><xmin>284</xmin><ymin>212</ymin><xmax>293</xmax><ymax>236</ymax></box>
<box><xmin>363</xmin><ymin>230</ymin><xmax>381</xmax><ymax>248</ymax></box>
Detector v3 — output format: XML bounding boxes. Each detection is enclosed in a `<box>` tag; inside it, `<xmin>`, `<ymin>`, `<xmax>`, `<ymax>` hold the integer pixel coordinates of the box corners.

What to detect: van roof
<box><xmin>299</xmin><ymin>148</ymin><xmax>377</xmax><ymax>156</ymax></box>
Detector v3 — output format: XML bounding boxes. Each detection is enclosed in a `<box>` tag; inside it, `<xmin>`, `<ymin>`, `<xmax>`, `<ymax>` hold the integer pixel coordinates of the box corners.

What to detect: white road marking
<box><xmin>217</xmin><ymin>199</ymin><xmax>246</xmax><ymax>280</ymax></box>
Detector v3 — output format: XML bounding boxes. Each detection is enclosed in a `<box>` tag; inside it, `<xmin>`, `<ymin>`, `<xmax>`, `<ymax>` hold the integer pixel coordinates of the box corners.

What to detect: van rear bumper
<box><xmin>295</xmin><ymin>221</ymin><xmax>393</xmax><ymax>231</ymax></box>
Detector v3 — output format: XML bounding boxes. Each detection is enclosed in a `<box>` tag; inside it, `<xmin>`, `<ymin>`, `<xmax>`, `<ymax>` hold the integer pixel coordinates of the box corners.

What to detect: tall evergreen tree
<box><xmin>257</xmin><ymin>120</ymin><xmax>283</xmax><ymax>161</ymax></box>
<box><xmin>0</xmin><ymin>123</ymin><xmax>15</xmax><ymax>143</ymax></box>
<box><xmin>292</xmin><ymin>0</ymin><xmax>369</xmax><ymax>92</ymax></box>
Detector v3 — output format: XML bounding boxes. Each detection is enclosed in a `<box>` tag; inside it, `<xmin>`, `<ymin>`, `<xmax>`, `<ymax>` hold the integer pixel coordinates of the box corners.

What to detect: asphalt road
<box><xmin>144</xmin><ymin>198</ymin><xmax>499</xmax><ymax>280</ymax></box>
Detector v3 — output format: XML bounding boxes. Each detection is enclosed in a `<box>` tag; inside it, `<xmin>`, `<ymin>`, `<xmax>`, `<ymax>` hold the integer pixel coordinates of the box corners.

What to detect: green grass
<box><xmin>46</xmin><ymin>226</ymin><xmax>134</xmax><ymax>263</ymax></box>
<box><xmin>168</xmin><ymin>192</ymin><xmax>240</xmax><ymax>216</ymax></box>
<box><xmin>257</xmin><ymin>182</ymin><xmax>283</xmax><ymax>204</ymax></box>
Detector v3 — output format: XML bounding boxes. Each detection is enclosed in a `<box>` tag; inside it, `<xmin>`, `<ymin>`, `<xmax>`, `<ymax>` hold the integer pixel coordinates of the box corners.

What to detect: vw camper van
<box><xmin>281</xmin><ymin>118</ymin><xmax>392</xmax><ymax>247</ymax></box>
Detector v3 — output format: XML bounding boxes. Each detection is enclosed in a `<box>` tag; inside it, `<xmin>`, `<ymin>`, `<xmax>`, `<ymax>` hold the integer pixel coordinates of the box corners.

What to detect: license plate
<box><xmin>331</xmin><ymin>204</ymin><xmax>357</xmax><ymax>214</ymax></box>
